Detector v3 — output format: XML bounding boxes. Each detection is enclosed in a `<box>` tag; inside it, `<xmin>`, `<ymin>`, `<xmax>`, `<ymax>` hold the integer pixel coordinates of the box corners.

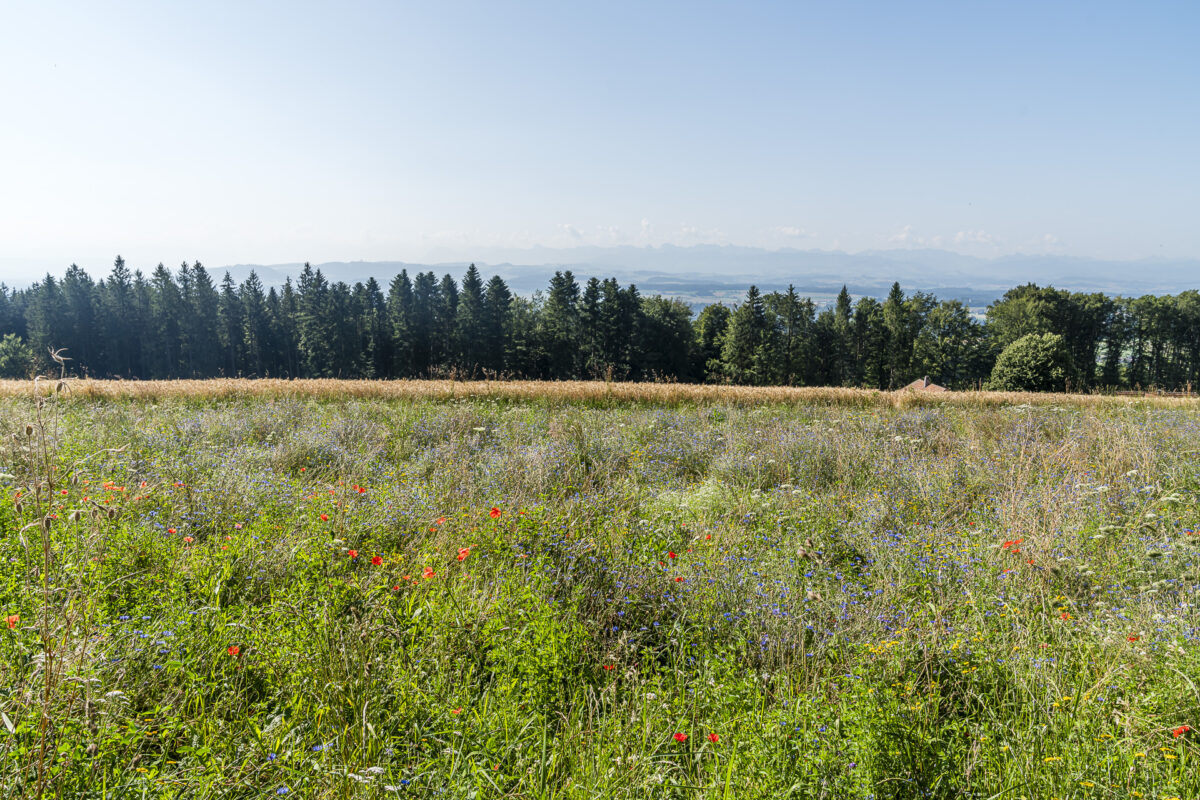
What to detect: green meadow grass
<box><xmin>0</xmin><ymin>387</ymin><xmax>1197</xmax><ymax>798</ymax></box>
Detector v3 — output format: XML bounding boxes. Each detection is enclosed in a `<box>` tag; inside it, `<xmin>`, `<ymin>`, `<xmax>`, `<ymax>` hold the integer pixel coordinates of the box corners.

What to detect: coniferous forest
<box><xmin>1</xmin><ymin>256</ymin><xmax>1199</xmax><ymax>391</ymax></box>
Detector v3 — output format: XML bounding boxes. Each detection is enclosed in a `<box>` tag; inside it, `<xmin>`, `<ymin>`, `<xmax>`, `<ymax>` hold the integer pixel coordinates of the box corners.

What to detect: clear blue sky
<box><xmin>2</xmin><ymin>0</ymin><xmax>1197</xmax><ymax>279</ymax></box>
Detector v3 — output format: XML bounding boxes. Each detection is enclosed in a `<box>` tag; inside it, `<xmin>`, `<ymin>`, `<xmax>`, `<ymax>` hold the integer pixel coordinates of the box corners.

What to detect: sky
<box><xmin>1</xmin><ymin>1</ymin><xmax>1198</xmax><ymax>282</ymax></box>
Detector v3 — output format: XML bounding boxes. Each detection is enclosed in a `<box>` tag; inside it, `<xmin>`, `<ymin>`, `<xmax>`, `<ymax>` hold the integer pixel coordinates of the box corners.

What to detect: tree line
<box><xmin>1</xmin><ymin>257</ymin><xmax>1198</xmax><ymax>391</ymax></box>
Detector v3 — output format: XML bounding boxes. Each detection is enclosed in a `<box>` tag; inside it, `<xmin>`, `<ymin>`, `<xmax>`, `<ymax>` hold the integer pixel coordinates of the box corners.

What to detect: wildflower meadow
<box><xmin>1</xmin><ymin>379</ymin><xmax>1197</xmax><ymax>798</ymax></box>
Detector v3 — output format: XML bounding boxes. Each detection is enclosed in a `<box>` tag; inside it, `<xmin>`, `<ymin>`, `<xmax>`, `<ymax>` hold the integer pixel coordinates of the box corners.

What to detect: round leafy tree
<box><xmin>0</xmin><ymin>334</ymin><xmax>32</xmax><ymax>379</ymax></box>
<box><xmin>987</xmin><ymin>332</ymin><xmax>1076</xmax><ymax>392</ymax></box>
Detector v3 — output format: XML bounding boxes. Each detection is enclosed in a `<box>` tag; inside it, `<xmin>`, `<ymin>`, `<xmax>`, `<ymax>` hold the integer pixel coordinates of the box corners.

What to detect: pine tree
<box><xmin>387</xmin><ymin>270</ymin><xmax>415</xmax><ymax>376</ymax></box>
<box><xmin>60</xmin><ymin>264</ymin><xmax>98</xmax><ymax>372</ymax></box>
<box><xmin>361</xmin><ymin>277</ymin><xmax>391</xmax><ymax>378</ymax></box>
<box><xmin>100</xmin><ymin>256</ymin><xmax>138</xmax><ymax>376</ymax></box>
<box><xmin>833</xmin><ymin>285</ymin><xmax>855</xmax><ymax>384</ymax></box>
<box><xmin>179</xmin><ymin>262</ymin><xmax>221</xmax><ymax>377</ymax></box>
<box><xmin>541</xmin><ymin>271</ymin><xmax>580</xmax><ymax>379</ymax></box>
<box><xmin>764</xmin><ymin>285</ymin><xmax>814</xmax><ymax>385</ymax></box>
<box><xmin>276</xmin><ymin>279</ymin><xmax>301</xmax><ymax>377</ymax></box>
<box><xmin>639</xmin><ymin>296</ymin><xmax>694</xmax><ymax>380</ymax></box>
<box><xmin>454</xmin><ymin>265</ymin><xmax>486</xmax><ymax>372</ymax></box>
<box><xmin>720</xmin><ymin>286</ymin><xmax>772</xmax><ymax>384</ymax></box>
<box><xmin>578</xmin><ymin>278</ymin><xmax>604</xmax><ymax>377</ymax></box>
<box><xmin>853</xmin><ymin>296</ymin><xmax>888</xmax><ymax>389</ymax></box>
<box><xmin>297</xmin><ymin>264</ymin><xmax>334</xmax><ymax>377</ymax></box>
<box><xmin>218</xmin><ymin>272</ymin><xmax>245</xmax><ymax>376</ymax></box>
<box><xmin>410</xmin><ymin>272</ymin><xmax>439</xmax><ymax>375</ymax></box>
<box><xmin>240</xmin><ymin>271</ymin><xmax>269</xmax><ymax>376</ymax></box>
<box><xmin>24</xmin><ymin>274</ymin><xmax>65</xmax><ymax>371</ymax></box>
<box><xmin>694</xmin><ymin>304</ymin><xmax>731</xmax><ymax>382</ymax></box>
<box><xmin>482</xmin><ymin>275</ymin><xmax>513</xmax><ymax>374</ymax></box>
<box><xmin>148</xmin><ymin>264</ymin><xmax>182</xmax><ymax>377</ymax></box>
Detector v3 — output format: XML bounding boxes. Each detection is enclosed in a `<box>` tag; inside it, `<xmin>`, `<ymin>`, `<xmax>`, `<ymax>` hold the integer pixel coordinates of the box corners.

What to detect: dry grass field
<box><xmin>2</xmin><ymin>377</ymin><xmax>1199</xmax><ymax>409</ymax></box>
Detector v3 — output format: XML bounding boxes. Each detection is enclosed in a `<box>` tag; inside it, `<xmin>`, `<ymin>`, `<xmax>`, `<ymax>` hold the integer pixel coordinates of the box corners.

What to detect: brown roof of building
<box><xmin>904</xmin><ymin>376</ymin><xmax>947</xmax><ymax>392</ymax></box>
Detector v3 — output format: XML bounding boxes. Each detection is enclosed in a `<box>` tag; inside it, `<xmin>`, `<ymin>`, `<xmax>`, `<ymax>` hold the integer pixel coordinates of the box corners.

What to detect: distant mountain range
<box><xmin>214</xmin><ymin>245</ymin><xmax>1198</xmax><ymax>310</ymax></box>
<box><xmin>7</xmin><ymin>246</ymin><xmax>1194</xmax><ymax>310</ymax></box>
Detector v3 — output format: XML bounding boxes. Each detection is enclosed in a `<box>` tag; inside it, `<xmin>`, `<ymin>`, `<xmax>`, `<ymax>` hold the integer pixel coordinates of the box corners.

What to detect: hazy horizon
<box><xmin>3</xmin><ymin>1</ymin><xmax>1197</xmax><ymax>283</ymax></box>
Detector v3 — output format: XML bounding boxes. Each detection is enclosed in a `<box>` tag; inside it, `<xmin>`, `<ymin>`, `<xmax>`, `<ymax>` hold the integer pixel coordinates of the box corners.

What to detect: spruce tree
<box><xmin>454</xmin><ymin>265</ymin><xmax>486</xmax><ymax>371</ymax></box>
<box><xmin>720</xmin><ymin>286</ymin><xmax>772</xmax><ymax>384</ymax></box>
<box><xmin>387</xmin><ymin>270</ymin><xmax>415</xmax><ymax>376</ymax></box>
<box><xmin>482</xmin><ymin>275</ymin><xmax>513</xmax><ymax>374</ymax></box>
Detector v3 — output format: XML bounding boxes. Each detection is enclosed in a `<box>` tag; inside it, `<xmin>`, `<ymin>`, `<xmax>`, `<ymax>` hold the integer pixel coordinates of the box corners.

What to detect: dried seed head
<box><xmin>42</xmin><ymin>516</ymin><xmax>52</xmax><ymax>531</ymax></box>
<box><xmin>106</xmin><ymin>508</ymin><xmax>117</xmax><ymax>520</ymax></box>
<box><xmin>55</xmin><ymin>381</ymin><xmax>65</xmax><ymax>393</ymax></box>
<box><xmin>25</xmin><ymin>425</ymin><xmax>33</xmax><ymax>437</ymax></box>
<box><xmin>69</xmin><ymin>510</ymin><xmax>82</xmax><ymax>522</ymax></box>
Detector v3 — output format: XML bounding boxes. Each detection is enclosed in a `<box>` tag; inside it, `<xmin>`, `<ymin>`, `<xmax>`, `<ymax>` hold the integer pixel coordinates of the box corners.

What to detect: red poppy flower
<box><xmin>668</xmin><ymin>551</ymin><xmax>677</xmax><ymax>559</ymax></box>
<box><xmin>602</xmin><ymin>664</ymin><xmax>616</xmax><ymax>671</ymax></box>
<box><xmin>457</xmin><ymin>547</ymin><xmax>470</xmax><ymax>561</ymax></box>
<box><xmin>167</xmin><ymin>528</ymin><xmax>177</xmax><ymax>534</ymax></box>
<box><xmin>347</xmin><ymin>549</ymin><xmax>358</xmax><ymax>559</ymax></box>
<box><xmin>489</xmin><ymin>507</ymin><xmax>501</xmax><ymax>518</ymax></box>
<box><xmin>705</xmin><ymin>534</ymin><xmax>712</xmax><ymax>540</ymax></box>
<box><xmin>320</xmin><ymin>513</ymin><xmax>329</xmax><ymax>522</ymax></box>
<box><xmin>183</xmin><ymin>536</ymin><xmax>193</xmax><ymax>544</ymax></box>
<box><xmin>5</xmin><ymin>614</ymin><xmax>18</xmax><ymax>629</ymax></box>
<box><xmin>1173</xmin><ymin>725</ymin><xmax>1192</xmax><ymax>738</ymax></box>
<box><xmin>299</xmin><ymin>467</ymin><xmax>306</xmax><ymax>472</ymax></box>
<box><xmin>673</xmin><ymin>732</ymin><xmax>688</xmax><ymax>743</ymax></box>
<box><xmin>371</xmin><ymin>555</ymin><xmax>383</xmax><ymax>566</ymax></box>
<box><xmin>423</xmin><ymin>566</ymin><xmax>436</xmax><ymax>579</ymax></box>
<box><xmin>227</xmin><ymin>645</ymin><xmax>240</xmax><ymax>657</ymax></box>
<box><xmin>708</xmin><ymin>733</ymin><xmax>719</xmax><ymax>743</ymax></box>
<box><xmin>675</xmin><ymin>577</ymin><xmax>684</xmax><ymax>582</ymax></box>
<box><xmin>436</xmin><ymin>516</ymin><xmax>447</xmax><ymax>525</ymax></box>
<box><xmin>450</xmin><ymin>707</ymin><xmax>462</xmax><ymax>715</ymax></box>
<box><xmin>1128</xmin><ymin>635</ymin><xmax>1139</xmax><ymax>642</ymax></box>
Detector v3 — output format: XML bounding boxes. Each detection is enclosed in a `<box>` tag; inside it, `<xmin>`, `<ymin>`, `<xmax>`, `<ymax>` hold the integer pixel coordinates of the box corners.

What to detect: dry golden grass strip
<box><xmin>1</xmin><ymin>377</ymin><xmax>1198</xmax><ymax>408</ymax></box>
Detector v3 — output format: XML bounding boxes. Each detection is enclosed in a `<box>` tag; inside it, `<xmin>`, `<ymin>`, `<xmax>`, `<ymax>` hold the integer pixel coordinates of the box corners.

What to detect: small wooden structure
<box><xmin>904</xmin><ymin>376</ymin><xmax>947</xmax><ymax>392</ymax></box>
